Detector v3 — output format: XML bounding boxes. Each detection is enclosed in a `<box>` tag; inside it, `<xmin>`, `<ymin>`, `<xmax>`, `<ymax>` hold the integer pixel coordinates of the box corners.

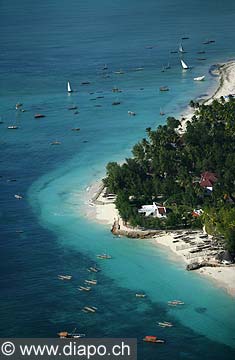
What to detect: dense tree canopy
<box><xmin>104</xmin><ymin>98</ymin><xmax>235</xmax><ymax>251</ymax></box>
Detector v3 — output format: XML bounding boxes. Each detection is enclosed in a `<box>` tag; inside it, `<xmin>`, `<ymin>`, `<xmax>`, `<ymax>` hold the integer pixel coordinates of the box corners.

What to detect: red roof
<box><xmin>158</xmin><ymin>207</ymin><xmax>166</xmax><ymax>215</ymax></box>
<box><xmin>199</xmin><ymin>172</ymin><xmax>218</xmax><ymax>189</ymax></box>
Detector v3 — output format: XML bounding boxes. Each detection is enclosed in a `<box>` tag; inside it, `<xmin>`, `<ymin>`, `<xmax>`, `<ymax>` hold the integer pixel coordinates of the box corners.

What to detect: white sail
<box><xmin>179</xmin><ymin>43</ymin><xmax>185</xmax><ymax>53</ymax></box>
<box><xmin>67</xmin><ymin>81</ymin><xmax>73</xmax><ymax>93</ymax></box>
<box><xmin>181</xmin><ymin>59</ymin><xmax>189</xmax><ymax>69</ymax></box>
<box><xmin>193</xmin><ymin>76</ymin><xmax>205</xmax><ymax>81</ymax></box>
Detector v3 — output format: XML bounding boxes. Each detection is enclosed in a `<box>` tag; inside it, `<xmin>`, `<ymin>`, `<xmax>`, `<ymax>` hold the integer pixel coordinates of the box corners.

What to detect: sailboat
<box><xmin>179</xmin><ymin>43</ymin><xmax>185</xmax><ymax>53</ymax></box>
<box><xmin>194</xmin><ymin>75</ymin><xmax>205</xmax><ymax>81</ymax></box>
<box><xmin>180</xmin><ymin>59</ymin><xmax>189</xmax><ymax>70</ymax></box>
<box><xmin>67</xmin><ymin>81</ymin><xmax>73</xmax><ymax>93</ymax></box>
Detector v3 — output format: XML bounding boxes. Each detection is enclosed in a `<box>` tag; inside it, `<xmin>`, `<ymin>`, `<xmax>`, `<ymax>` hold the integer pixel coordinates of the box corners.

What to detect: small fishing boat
<box><xmin>14</xmin><ymin>194</ymin><xmax>23</xmax><ymax>200</ymax></box>
<box><xmin>58</xmin><ymin>329</ymin><xmax>85</xmax><ymax>339</ymax></box>
<box><xmin>114</xmin><ymin>70</ymin><xmax>125</xmax><ymax>74</ymax></box>
<box><xmin>8</xmin><ymin>125</ymin><xmax>19</xmax><ymax>129</ymax></box>
<box><xmin>165</xmin><ymin>63</ymin><xmax>171</xmax><ymax>70</ymax></box>
<box><xmin>84</xmin><ymin>279</ymin><xmax>97</xmax><ymax>285</ymax></box>
<box><xmin>96</xmin><ymin>254</ymin><xmax>112</xmax><ymax>259</ymax></box>
<box><xmin>81</xmin><ymin>81</ymin><xmax>90</xmax><ymax>85</ymax></box>
<box><xmin>134</xmin><ymin>67</ymin><xmax>144</xmax><ymax>71</ymax></box>
<box><xmin>170</xmin><ymin>51</ymin><xmax>178</xmax><ymax>54</ymax></box>
<box><xmin>78</xmin><ymin>286</ymin><xmax>91</xmax><ymax>292</ymax></box>
<box><xmin>71</xmin><ymin>128</ymin><xmax>80</xmax><ymax>131</ymax></box>
<box><xmin>112</xmin><ymin>87</ymin><xmax>122</xmax><ymax>93</ymax></box>
<box><xmin>67</xmin><ymin>81</ymin><xmax>73</xmax><ymax>93</ymax></box>
<box><xmin>128</xmin><ymin>111</ymin><xmax>136</xmax><ymax>116</ymax></box>
<box><xmin>168</xmin><ymin>300</ymin><xmax>185</xmax><ymax>306</ymax></box>
<box><xmin>179</xmin><ymin>43</ymin><xmax>185</xmax><ymax>53</ymax></box>
<box><xmin>87</xmin><ymin>266</ymin><xmax>101</xmax><ymax>273</ymax></box>
<box><xmin>103</xmin><ymin>64</ymin><xmax>108</xmax><ymax>70</ymax></box>
<box><xmin>181</xmin><ymin>37</ymin><xmax>189</xmax><ymax>40</ymax></box>
<box><xmin>180</xmin><ymin>59</ymin><xmax>189</xmax><ymax>70</ymax></box>
<box><xmin>58</xmin><ymin>275</ymin><xmax>72</xmax><ymax>280</ymax></box>
<box><xmin>136</xmin><ymin>293</ymin><xmax>146</xmax><ymax>298</ymax></box>
<box><xmin>157</xmin><ymin>321</ymin><xmax>173</xmax><ymax>328</ymax></box>
<box><xmin>159</xmin><ymin>86</ymin><xmax>169</xmax><ymax>91</ymax></box>
<box><xmin>34</xmin><ymin>114</ymin><xmax>45</xmax><ymax>119</ymax></box>
<box><xmin>197</xmin><ymin>51</ymin><xmax>206</xmax><ymax>54</ymax></box>
<box><xmin>68</xmin><ymin>106</ymin><xmax>78</xmax><ymax>110</ymax></box>
<box><xmin>112</xmin><ymin>101</ymin><xmax>121</xmax><ymax>105</ymax></box>
<box><xmin>51</xmin><ymin>141</ymin><xmax>61</xmax><ymax>145</ymax></box>
<box><xmin>160</xmin><ymin>108</ymin><xmax>165</xmax><ymax>116</ymax></box>
<box><xmin>82</xmin><ymin>306</ymin><xmax>97</xmax><ymax>313</ymax></box>
<box><xmin>143</xmin><ymin>336</ymin><xmax>165</xmax><ymax>343</ymax></box>
<box><xmin>15</xmin><ymin>103</ymin><xmax>23</xmax><ymax>110</ymax></box>
<box><xmin>194</xmin><ymin>76</ymin><xmax>205</xmax><ymax>81</ymax></box>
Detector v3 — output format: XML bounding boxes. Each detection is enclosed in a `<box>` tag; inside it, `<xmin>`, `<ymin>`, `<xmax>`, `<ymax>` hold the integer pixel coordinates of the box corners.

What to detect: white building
<box><xmin>138</xmin><ymin>202</ymin><xmax>167</xmax><ymax>218</ymax></box>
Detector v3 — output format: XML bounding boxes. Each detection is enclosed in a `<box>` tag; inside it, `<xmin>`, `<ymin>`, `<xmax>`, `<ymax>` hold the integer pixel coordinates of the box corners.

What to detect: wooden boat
<box><xmin>78</xmin><ymin>286</ymin><xmax>91</xmax><ymax>292</ymax></box>
<box><xmin>159</xmin><ymin>86</ymin><xmax>169</xmax><ymax>92</ymax></box>
<box><xmin>194</xmin><ymin>76</ymin><xmax>205</xmax><ymax>81</ymax></box>
<box><xmin>67</xmin><ymin>81</ymin><xmax>73</xmax><ymax>93</ymax></box>
<box><xmin>84</xmin><ymin>279</ymin><xmax>97</xmax><ymax>285</ymax></box>
<box><xmin>14</xmin><ymin>194</ymin><xmax>23</xmax><ymax>200</ymax></box>
<box><xmin>96</xmin><ymin>254</ymin><xmax>112</xmax><ymax>259</ymax></box>
<box><xmin>8</xmin><ymin>125</ymin><xmax>19</xmax><ymax>129</ymax></box>
<box><xmin>82</xmin><ymin>306</ymin><xmax>97</xmax><ymax>313</ymax></box>
<box><xmin>34</xmin><ymin>114</ymin><xmax>45</xmax><ymax>119</ymax></box>
<box><xmin>136</xmin><ymin>293</ymin><xmax>146</xmax><ymax>298</ymax></box>
<box><xmin>143</xmin><ymin>336</ymin><xmax>165</xmax><ymax>343</ymax></box>
<box><xmin>58</xmin><ymin>275</ymin><xmax>72</xmax><ymax>280</ymax></box>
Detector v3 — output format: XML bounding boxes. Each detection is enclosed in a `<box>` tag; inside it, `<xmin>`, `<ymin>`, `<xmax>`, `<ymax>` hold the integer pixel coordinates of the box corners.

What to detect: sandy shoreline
<box><xmin>83</xmin><ymin>60</ymin><xmax>235</xmax><ymax>298</ymax></box>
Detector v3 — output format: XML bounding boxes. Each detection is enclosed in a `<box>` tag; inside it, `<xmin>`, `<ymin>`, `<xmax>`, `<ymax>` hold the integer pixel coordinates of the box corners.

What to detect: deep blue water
<box><xmin>0</xmin><ymin>0</ymin><xmax>235</xmax><ymax>359</ymax></box>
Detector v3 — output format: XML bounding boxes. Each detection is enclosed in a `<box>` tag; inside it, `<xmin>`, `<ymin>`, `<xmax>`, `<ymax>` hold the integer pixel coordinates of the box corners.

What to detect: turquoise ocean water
<box><xmin>0</xmin><ymin>0</ymin><xmax>235</xmax><ymax>358</ymax></box>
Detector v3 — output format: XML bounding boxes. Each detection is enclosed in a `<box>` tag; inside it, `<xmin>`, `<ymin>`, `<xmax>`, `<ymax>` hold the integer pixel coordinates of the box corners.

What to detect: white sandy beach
<box><xmin>84</xmin><ymin>60</ymin><xmax>235</xmax><ymax>297</ymax></box>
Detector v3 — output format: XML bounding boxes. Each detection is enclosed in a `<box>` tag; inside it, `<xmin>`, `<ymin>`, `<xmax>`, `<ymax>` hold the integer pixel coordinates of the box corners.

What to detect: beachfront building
<box><xmin>199</xmin><ymin>171</ymin><xmax>218</xmax><ymax>192</ymax></box>
<box><xmin>138</xmin><ymin>202</ymin><xmax>167</xmax><ymax>218</ymax></box>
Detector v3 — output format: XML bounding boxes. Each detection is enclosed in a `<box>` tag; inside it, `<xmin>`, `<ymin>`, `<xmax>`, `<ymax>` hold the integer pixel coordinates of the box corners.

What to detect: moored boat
<box><xmin>14</xmin><ymin>194</ymin><xmax>23</xmax><ymax>200</ymax></box>
<box><xmin>78</xmin><ymin>286</ymin><xmax>91</xmax><ymax>292</ymax></box>
<box><xmin>58</xmin><ymin>275</ymin><xmax>72</xmax><ymax>280</ymax></box>
<box><xmin>160</xmin><ymin>86</ymin><xmax>169</xmax><ymax>91</ymax></box>
<box><xmin>180</xmin><ymin>59</ymin><xmax>189</xmax><ymax>70</ymax></box>
<box><xmin>58</xmin><ymin>329</ymin><xmax>85</xmax><ymax>339</ymax></box>
<box><xmin>67</xmin><ymin>81</ymin><xmax>73</xmax><ymax>93</ymax></box>
<box><xmin>34</xmin><ymin>114</ymin><xmax>45</xmax><ymax>119</ymax></box>
<box><xmin>157</xmin><ymin>321</ymin><xmax>173</xmax><ymax>328</ymax></box>
<box><xmin>87</xmin><ymin>266</ymin><xmax>101</xmax><ymax>273</ymax></box>
<box><xmin>96</xmin><ymin>254</ymin><xmax>112</xmax><ymax>259</ymax></box>
<box><xmin>194</xmin><ymin>76</ymin><xmax>205</xmax><ymax>81</ymax></box>
<box><xmin>136</xmin><ymin>293</ymin><xmax>146</xmax><ymax>298</ymax></box>
<box><xmin>84</xmin><ymin>279</ymin><xmax>97</xmax><ymax>285</ymax></box>
<box><xmin>143</xmin><ymin>336</ymin><xmax>165</xmax><ymax>343</ymax></box>
<box><xmin>8</xmin><ymin>125</ymin><xmax>19</xmax><ymax>129</ymax></box>
<box><xmin>82</xmin><ymin>306</ymin><xmax>97</xmax><ymax>313</ymax></box>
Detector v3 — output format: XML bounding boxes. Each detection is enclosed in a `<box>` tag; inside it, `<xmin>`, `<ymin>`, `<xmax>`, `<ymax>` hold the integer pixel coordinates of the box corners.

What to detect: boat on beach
<box><xmin>58</xmin><ymin>275</ymin><xmax>72</xmax><ymax>280</ymax></box>
<box><xmin>143</xmin><ymin>336</ymin><xmax>165</xmax><ymax>343</ymax></box>
<box><xmin>194</xmin><ymin>76</ymin><xmax>205</xmax><ymax>81</ymax></box>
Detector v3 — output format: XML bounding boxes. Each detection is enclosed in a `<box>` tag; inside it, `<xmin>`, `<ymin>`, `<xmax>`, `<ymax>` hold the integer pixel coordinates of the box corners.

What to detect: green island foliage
<box><xmin>103</xmin><ymin>97</ymin><xmax>235</xmax><ymax>251</ymax></box>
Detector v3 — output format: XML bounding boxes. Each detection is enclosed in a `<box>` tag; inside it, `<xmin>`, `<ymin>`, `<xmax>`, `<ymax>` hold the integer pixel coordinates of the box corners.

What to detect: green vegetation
<box><xmin>104</xmin><ymin>97</ymin><xmax>235</xmax><ymax>251</ymax></box>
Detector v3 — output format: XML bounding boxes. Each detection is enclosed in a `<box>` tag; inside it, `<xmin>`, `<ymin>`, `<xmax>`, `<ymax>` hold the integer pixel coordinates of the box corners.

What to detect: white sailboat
<box><xmin>194</xmin><ymin>76</ymin><xmax>205</xmax><ymax>81</ymax></box>
<box><xmin>179</xmin><ymin>43</ymin><xmax>185</xmax><ymax>53</ymax></box>
<box><xmin>67</xmin><ymin>81</ymin><xmax>73</xmax><ymax>93</ymax></box>
<box><xmin>180</xmin><ymin>59</ymin><xmax>189</xmax><ymax>70</ymax></box>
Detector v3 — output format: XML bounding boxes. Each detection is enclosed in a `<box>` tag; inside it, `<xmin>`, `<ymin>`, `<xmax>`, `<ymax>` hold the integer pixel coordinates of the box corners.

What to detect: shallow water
<box><xmin>1</xmin><ymin>0</ymin><xmax>235</xmax><ymax>358</ymax></box>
